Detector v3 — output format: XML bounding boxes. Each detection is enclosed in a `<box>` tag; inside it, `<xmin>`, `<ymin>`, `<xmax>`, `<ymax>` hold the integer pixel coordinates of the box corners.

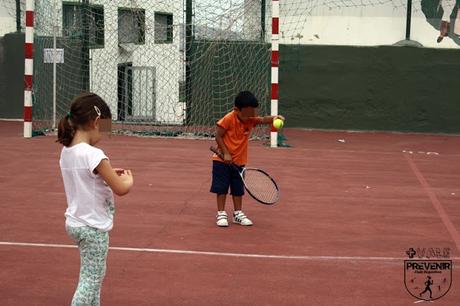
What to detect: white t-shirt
<box><xmin>60</xmin><ymin>143</ymin><xmax>115</xmax><ymax>231</ymax></box>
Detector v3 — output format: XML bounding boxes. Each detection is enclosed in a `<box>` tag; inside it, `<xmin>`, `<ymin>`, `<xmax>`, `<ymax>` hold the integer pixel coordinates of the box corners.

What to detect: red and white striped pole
<box><xmin>270</xmin><ymin>0</ymin><xmax>279</xmax><ymax>147</ymax></box>
<box><xmin>24</xmin><ymin>0</ymin><xmax>34</xmax><ymax>138</ymax></box>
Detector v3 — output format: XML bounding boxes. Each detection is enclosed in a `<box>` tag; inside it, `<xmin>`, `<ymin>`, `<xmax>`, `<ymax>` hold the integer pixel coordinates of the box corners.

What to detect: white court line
<box><xmin>2</xmin><ymin>241</ymin><xmax>460</xmax><ymax>262</ymax></box>
<box><xmin>0</xmin><ymin>118</ymin><xmax>22</xmax><ymax>122</ymax></box>
<box><xmin>293</xmin><ymin>147</ymin><xmax>460</xmax><ymax>158</ymax></box>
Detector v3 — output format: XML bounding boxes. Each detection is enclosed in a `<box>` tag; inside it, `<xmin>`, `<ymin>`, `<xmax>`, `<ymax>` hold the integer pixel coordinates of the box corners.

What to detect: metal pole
<box><xmin>405</xmin><ymin>0</ymin><xmax>412</xmax><ymax>40</ymax></box>
<box><xmin>261</xmin><ymin>0</ymin><xmax>266</xmax><ymax>41</ymax></box>
<box><xmin>51</xmin><ymin>0</ymin><xmax>58</xmax><ymax>130</ymax></box>
<box><xmin>81</xmin><ymin>0</ymin><xmax>90</xmax><ymax>91</ymax></box>
<box><xmin>15</xmin><ymin>0</ymin><xmax>21</xmax><ymax>32</ymax></box>
<box><xmin>185</xmin><ymin>0</ymin><xmax>193</xmax><ymax>125</ymax></box>
<box><xmin>52</xmin><ymin>26</ymin><xmax>57</xmax><ymax>130</ymax></box>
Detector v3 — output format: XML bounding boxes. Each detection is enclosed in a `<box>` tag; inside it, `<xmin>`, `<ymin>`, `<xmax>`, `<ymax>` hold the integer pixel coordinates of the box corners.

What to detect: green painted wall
<box><xmin>0</xmin><ymin>33</ymin><xmax>24</xmax><ymax>119</ymax></box>
<box><xmin>2</xmin><ymin>38</ymin><xmax>460</xmax><ymax>134</ymax></box>
<box><xmin>0</xmin><ymin>34</ymin><xmax>89</xmax><ymax>123</ymax></box>
<box><xmin>280</xmin><ymin>45</ymin><xmax>460</xmax><ymax>133</ymax></box>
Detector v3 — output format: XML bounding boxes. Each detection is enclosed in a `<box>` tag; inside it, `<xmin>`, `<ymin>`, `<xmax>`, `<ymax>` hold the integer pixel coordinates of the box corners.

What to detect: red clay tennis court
<box><xmin>1</xmin><ymin>120</ymin><xmax>459</xmax><ymax>305</ymax></box>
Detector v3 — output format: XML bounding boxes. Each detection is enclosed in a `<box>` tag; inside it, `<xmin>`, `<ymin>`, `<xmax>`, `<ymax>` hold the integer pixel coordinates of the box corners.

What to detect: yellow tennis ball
<box><xmin>273</xmin><ymin>118</ymin><xmax>284</xmax><ymax>129</ymax></box>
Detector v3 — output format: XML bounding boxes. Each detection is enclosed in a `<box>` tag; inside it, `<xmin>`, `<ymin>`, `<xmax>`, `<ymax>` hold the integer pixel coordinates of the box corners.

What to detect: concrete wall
<box><xmin>0</xmin><ymin>2</ymin><xmax>17</xmax><ymax>36</ymax></box>
<box><xmin>0</xmin><ymin>17</ymin><xmax>16</xmax><ymax>36</ymax></box>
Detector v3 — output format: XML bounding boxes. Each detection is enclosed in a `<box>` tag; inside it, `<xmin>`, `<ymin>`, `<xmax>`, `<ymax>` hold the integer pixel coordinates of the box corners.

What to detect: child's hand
<box><xmin>97</xmin><ymin>160</ymin><xmax>133</xmax><ymax>196</ymax></box>
<box><xmin>114</xmin><ymin>168</ymin><xmax>125</xmax><ymax>176</ymax></box>
<box><xmin>120</xmin><ymin>169</ymin><xmax>134</xmax><ymax>188</ymax></box>
<box><xmin>223</xmin><ymin>152</ymin><xmax>233</xmax><ymax>164</ymax></box>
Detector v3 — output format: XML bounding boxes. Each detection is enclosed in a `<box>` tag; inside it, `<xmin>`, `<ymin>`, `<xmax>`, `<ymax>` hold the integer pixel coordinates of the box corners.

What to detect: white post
<box><xmin>52</xmin><ymin>0</ymin><xmax>59</xmax><ymax>130</ymax></box>
<box><xmin>270</xmin><ymin>0</ymin><xmax>280</xmax><ymax>147</ymax></box>
<box><xmin>52</xmin><ymin>25</ymin><xmax>57</xmax><ymax>130</ymax></box>
<box><xmin>24</xmin><ymin>0</ymin><xmax>35</xmax><ymax>138</ymax></box>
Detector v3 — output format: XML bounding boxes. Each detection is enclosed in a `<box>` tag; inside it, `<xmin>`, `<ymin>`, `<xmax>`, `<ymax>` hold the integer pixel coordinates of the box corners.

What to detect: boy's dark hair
<box><xmin>234</xmin><ymin>91</ymin><xmax>259</xmax><ymax>110</ymax></box>
<box><xmin>57</xmin><ymin>92</ymin><xmax>112</xmax><ymax>147</ymax></box>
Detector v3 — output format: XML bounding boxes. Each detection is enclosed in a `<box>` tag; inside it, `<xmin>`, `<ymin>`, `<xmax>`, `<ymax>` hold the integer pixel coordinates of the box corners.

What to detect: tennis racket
<box><xmin>210</xmin><ymin>146</ymin><xmax>280</xmax><ymax>205</ymax></box>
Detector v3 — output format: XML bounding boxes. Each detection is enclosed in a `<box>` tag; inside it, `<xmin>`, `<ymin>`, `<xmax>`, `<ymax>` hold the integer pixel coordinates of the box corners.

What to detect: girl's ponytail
<box><xmin>57</xmin><ymin>113</ymin><xmax>75</xmax><ymax>146</ymax></box>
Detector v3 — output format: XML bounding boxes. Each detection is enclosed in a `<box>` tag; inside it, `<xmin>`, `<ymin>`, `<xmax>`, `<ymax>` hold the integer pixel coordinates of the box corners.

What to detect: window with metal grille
<box><xmin>62</xmin><ymin>2</ymin><xmax>104</xmax><ymax>48</ymax></box>
<box><xmin>118</xmin><ymin>8</ymin><xmax>145</xmax><ymax>45</ymax></box>
<box><xmin>154</xmin><ymin>13</ymin><xmax>173</xmax><ymax>43</ymax></box>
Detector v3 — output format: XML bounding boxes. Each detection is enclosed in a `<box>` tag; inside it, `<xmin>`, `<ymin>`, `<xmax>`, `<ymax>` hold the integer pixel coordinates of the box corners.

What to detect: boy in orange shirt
<box><xmin>211</xmin><ymin>91</ymin><xmax>285</xmax><ymax>227</ymax></box>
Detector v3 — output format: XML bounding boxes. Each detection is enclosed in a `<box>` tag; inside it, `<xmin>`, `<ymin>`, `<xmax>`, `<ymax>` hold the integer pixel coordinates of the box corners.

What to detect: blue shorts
<box><xmin>210</xmin><ymin>161</ymin><xmax>245</xmax><ymax>196</ymax></box>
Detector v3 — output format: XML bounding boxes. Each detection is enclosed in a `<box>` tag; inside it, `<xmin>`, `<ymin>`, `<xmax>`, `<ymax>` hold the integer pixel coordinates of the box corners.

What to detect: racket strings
<box><xmin>242</xmin><ymin>169</ymin><xmax>279</xmax><ymax>204</ymax></box>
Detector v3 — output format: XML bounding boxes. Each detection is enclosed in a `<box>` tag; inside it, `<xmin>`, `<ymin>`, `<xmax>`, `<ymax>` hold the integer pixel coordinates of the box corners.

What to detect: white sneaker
<box><xmin>216</xmin><ymin>211</ymin><xmax>229</xmax><ymax>227</ymax></box>
<box><xmin>233</xmin><ymin>211</ymin><xmax>253</xmax><ymax>226</ymax></box>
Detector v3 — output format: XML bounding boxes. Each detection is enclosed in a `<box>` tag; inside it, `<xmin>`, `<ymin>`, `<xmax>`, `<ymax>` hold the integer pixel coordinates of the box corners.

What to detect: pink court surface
<box><xmin>1</xmin><ymin>120</ymin><xmax>460</xmax><ymax>305</ymax></box>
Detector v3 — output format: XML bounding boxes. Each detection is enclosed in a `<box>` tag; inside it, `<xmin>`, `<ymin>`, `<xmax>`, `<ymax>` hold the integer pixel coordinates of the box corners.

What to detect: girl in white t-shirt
<box><xmin>57</xmin><ymin>92</ymin><xmax>133</xmax><ymax>306</ymax></box>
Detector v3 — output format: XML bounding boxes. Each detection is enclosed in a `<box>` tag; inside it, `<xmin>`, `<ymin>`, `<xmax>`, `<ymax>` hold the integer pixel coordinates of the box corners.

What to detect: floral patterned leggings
<box><xmin>66</xmin><ymin>226</ymin><xmax>109</xmax><ymax>306</ymax></box>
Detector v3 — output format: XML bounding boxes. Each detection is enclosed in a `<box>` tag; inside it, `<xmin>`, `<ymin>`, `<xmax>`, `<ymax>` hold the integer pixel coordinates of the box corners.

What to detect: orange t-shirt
<box><xmin>213</xmin><ymin>110</ymin><xmax>261</xmax><ymax>166</ymax></box>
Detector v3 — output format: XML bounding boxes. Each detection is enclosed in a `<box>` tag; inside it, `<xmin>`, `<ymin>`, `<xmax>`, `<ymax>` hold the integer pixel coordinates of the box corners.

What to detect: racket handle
<box><xmin>209</xmin><ymin>146</ymin><xmax>224</xmax><ymax>160</ymax></box>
